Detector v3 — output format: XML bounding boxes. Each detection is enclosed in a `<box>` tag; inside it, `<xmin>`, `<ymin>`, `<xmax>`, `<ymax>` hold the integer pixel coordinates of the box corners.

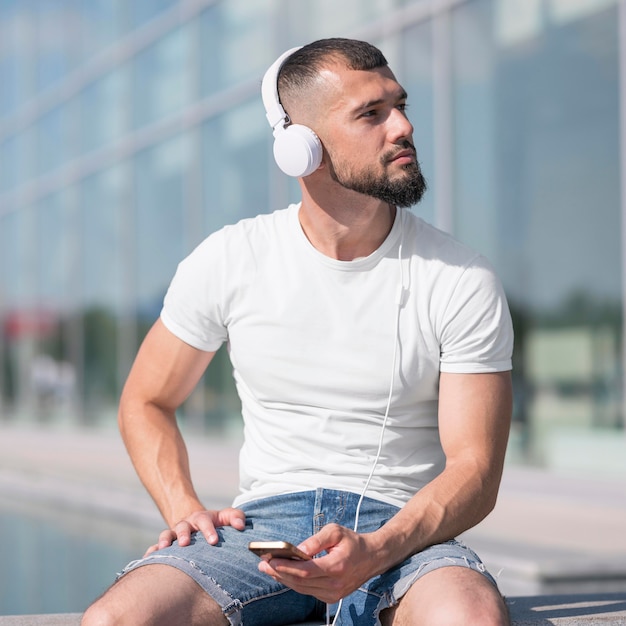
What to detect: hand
<box><xmin>144</xmin><ymin>507</ymin><xmax>246</xmax><ymax>557</ymax></box>
<box><xmin>257</xmin><ymin>523</ymin><xmax>383</xmax><ymax>604</ymax></box>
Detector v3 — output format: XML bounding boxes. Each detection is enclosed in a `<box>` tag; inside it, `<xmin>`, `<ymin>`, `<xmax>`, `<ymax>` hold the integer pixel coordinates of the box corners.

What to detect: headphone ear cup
<box><xmin>273</xmin><ymin>124</ymin><xmax>323</xmax><ymax>178</ymax></box>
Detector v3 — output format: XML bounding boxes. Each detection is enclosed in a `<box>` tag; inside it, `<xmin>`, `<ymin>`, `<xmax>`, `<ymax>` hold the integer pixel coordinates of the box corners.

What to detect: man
<box><xmin>82</xmin><ymin>38</ymin><xmax>513</xmax><ymax>626</ymax></box>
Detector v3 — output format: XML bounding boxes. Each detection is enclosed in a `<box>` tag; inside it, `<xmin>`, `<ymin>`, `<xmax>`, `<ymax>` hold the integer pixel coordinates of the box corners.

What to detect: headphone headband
<box><xmin>261</xmin><ymin>46</ymin><xmax>323</xmax><ymax>178</ymax></box>
<box><xmin>261</xmin><ymin>46</ymin><xmax>302</xmax><ymax>132</ymax></box>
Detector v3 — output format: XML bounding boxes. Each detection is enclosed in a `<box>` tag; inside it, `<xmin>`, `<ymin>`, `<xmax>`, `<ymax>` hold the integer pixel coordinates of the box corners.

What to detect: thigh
<box><xmin>333</xmin><ymin>539</ymin><xmax>503</xmax><ymax>625</ymax></box>
<box><xmin>82</xmin><ymin>563</ymin><xmax>226</xmax><ymax>626</ymax></box>
<box><xmin>380</xmin><ymin>566</ymin><xmax>510</xmax><ymax>626</ymax></box>
<box><xmin>109</xmin><ymin>493</ymin><xmax>321</xmax><ymax>625</ymax></box>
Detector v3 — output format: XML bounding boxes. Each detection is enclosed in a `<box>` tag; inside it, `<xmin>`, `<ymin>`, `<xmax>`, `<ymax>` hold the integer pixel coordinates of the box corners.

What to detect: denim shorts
<box><xmin>119</xmin><ymin>489</ymin><xmax>498</xmax><ymax>626</ymax></box>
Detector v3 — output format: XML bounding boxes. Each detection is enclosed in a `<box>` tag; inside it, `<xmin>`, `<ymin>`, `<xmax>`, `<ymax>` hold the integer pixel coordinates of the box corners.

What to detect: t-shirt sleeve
<box><xmin>438</xmin><ymin>255</ymin><xmax>513</xmax><ymax>373</ymax></box>
<box><xmin>160</xmin><ymin>232</ymin><xmax>228</xmax><ymax>353</ymax></box>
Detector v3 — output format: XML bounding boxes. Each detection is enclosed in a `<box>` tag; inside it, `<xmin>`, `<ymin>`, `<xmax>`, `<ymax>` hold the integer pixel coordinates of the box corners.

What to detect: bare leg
<box><xmin>81</xmin><ymin>564</ymin><xmax>228</xmax><ymax>626</ymax></box>
<box><xmin>380</xmin><ymin>566</ymin><xmax>510</xmax><ymax>626</ymax></box>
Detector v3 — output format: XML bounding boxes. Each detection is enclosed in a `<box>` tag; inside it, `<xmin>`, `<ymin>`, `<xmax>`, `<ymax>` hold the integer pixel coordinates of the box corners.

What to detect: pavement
<box><xmin>2</xmin><ymin>593</ymin><xmax>626</xmax><ymax>625</ymax></box>
<box><xmin>1</xmin><ymin>421</ymin><xmax>625</xmax><ymax>598</ymax></box>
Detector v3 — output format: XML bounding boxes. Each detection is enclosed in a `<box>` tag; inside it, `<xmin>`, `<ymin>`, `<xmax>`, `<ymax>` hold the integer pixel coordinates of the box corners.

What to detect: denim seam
<box><xmin>118</xmin><ymin>554</ymin><xmax>244</xmax><ymax>621</ymax></box>
<box><xmin>240</xmin><ymin>585</ymin><xmax>293</xmax><ymax>607</ymax></box>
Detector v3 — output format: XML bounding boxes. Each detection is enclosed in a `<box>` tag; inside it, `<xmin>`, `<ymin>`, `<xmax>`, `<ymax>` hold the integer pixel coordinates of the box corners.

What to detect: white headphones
<box><xmin>261</xmin><ymin>46</ymin><xmax>323</xmax><ymax>178</ymax></box>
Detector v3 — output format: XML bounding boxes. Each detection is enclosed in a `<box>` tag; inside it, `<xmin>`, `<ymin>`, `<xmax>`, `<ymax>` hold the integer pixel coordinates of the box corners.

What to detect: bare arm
<box><xmin>119</xmin><ymin>319</ymin><xmax>245</xmax><ymax>551</ymax></box>
<box><xmin>260</xmin><ymin>371</ymin><xmax>512</xmax><ymax>602</ymax></box>
<box><xmin>372</xmin><ymin>370</ymin><xmax>512</xmax><ymax>558</ymax></box>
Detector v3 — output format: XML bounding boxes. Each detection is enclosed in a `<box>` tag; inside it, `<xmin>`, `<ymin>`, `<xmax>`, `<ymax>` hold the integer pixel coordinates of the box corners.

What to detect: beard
<box><xmin>327</xmin><ymin>141</ymin><xmax>427</xmax><ymax>208</ymax></box>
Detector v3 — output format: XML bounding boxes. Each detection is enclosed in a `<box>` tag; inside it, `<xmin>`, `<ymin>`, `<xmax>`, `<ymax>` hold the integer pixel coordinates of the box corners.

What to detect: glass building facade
<box><xmin>0</xmin><ymin>0</ymin><xmax>624</xmax><ymax>476</ymax></box>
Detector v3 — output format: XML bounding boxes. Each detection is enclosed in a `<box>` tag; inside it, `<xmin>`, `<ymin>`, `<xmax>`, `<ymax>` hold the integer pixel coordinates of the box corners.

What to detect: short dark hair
<box><xmin>277</xmin><ymin>38</ymin><xmax>388</xmax><ymax>101</ymax></box>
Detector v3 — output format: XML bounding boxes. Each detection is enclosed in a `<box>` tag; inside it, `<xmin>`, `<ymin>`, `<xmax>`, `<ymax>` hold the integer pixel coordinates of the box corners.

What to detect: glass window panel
<box><xmin>132</xmin><ymin>25</ymin><xmax>192</xmax><ymax>129</ymax></box>
<box><xmin>36</xmin><ymin>191</ymin><xmax>78</xmax><ymax>312</ymax></box>
<box><xmin>79</xmin><ymin>0</ymin><xmax>124</xmax><ymax>59</ymax></box>
<box><xmin>80</xmin><ymin>165</ymin><xmax>128</xmax><ymax>419</ymax></box>
<box><xmin>129</xmin><ymin>0</ymin><xmax>178</xmax><ymax>30</ymax></box>
<box><xmin>35</xmin><ymin>0</ymin><xmax>79</xmax><ymax>93</ymax></box>
<box><xmin>0</xmin><ymin>7</ymin><xmax>18</xmax><ymax>116</ymax></box>
<box><xmin>36</xmin><ymin>105</ymin><xmax>70</xmax><ymax>175</ymax></box>
<box><xmin>0</xmin><ymin>137</ymin><xmax>18</xmax><ymax>193</ymax></box>
<box><xmin>0</xmin><ymin>207</ymin><xmax>37</xmax><ymax>412</ymax></box>
<box><xmin>451</xmin><ymin>0</ymin><xmax>622</xmax><ymax>468</ymax></box>
<box><xmin>81</xmin><ymin>167</ymin><xmax>127</xmax><ymax>309</ymax></box>
<box><xmin>400</xmin><ymin>21</ymin><xmax>436</xmax><ymax>225</ymax></box>
<box><xmin>13</xmin><ymin>126</ymin><xmax>36</xmax><ymax>189</ymax></box>
<box><xmin>30</xmin><ymin>189</ymin><xmax>80</xmax><ymax>422</ymax></box>
<box><xmin>1</xmin><ymin>209</ymin><xmax>36</xmax><ymax>310</ymax></box>
<box><xmin>135</xmin><ymin>134</ymin><xmax>190</xmax><ymax>317</ymax></box>
<box><xmin>200</xmin><ymin>0</ymin><xmax>275</xmax><ymax>97</ymax></box>
<box><xmin>0</xmin><ymin>2</ymin><xmax>35</xmax><ymax>112</ymax></box>
<box><xmin>282</xmin><ymin>0</ymin><xmax>396</xmax><ymax>42</ymax></box>
<box><xmin>202</xmin><ymin>98</ymin><xmax>270</xmax><ymax>235</ymax></box>
<box><xmin>80</xmin><ymin>66</ymin><xmax>129</xmax><ymax>154</ymax></box>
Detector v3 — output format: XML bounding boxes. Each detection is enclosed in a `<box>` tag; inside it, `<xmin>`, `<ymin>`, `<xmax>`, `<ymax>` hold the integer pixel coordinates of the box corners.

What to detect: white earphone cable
<box><xmin>328</xmin><ymin>240</ymin><xmax>405</xmax><ymax>625</ymax></box>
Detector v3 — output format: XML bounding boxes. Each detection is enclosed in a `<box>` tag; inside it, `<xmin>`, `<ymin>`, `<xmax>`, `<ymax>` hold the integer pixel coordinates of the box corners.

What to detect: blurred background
<box><xmin>0</xmin><ymin>0</ymin><xmax>625</xmax><ymax>616</ymax></box>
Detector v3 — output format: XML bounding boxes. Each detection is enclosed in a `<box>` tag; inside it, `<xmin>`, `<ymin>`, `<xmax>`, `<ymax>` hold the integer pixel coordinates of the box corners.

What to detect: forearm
<box><xmin>361</xmin><ymin>372</ymin><xmax>512</xmax><ymax>578</ymax></box>
<box><xmin>119</xmin><ymin>400</ymin><xmax>204</xmax><ymax>527</ymax></box>
<box><xmin>371</xmin><ymin>457</ymin><xmax>501</xmax><ymax>575</ymax></box>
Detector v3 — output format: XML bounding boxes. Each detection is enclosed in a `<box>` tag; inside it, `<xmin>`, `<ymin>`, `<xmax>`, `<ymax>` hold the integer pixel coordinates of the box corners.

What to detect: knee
<box><xmin>81</xmin><ymin>599</ymin><xmax>120</xmax><ymax>626</ymax></box>
<box><xmin>429</xmin><ymin>597</ymin><xmax>509</xmax><ymax>626</ymax></box>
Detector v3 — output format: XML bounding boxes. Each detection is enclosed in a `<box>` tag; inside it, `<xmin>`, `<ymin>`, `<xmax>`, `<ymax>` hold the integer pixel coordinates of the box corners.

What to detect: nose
<box><xmin>388</xmin><ymin>107</ymin><xmax>414</xmax><ymax>144</ymax></box>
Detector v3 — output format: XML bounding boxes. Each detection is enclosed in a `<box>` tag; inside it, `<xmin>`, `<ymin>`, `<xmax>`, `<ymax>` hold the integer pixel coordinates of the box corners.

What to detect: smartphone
<box><xmin>248</xmin><ymin>540</ymin><xmax>312</xmax><ymax>561</ymax></box>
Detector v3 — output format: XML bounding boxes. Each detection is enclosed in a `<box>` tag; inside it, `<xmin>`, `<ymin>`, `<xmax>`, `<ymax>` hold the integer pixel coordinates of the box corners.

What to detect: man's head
<box><xmin>269</xmin><ymin>38</ymin><xmax>427</xmax><ymax>208</ymax></box>
<box><xmin>277</xmin><ymin>39</ymin><xmax>388</xmax><ymax>124</ymax></box>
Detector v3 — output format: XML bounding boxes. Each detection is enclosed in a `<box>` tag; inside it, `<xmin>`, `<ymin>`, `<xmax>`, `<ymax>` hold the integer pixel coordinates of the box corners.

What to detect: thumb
<box><xmin>298</xmin><ymin>523</ymin><xmax>343</xmax><ymax>557</ymax></box>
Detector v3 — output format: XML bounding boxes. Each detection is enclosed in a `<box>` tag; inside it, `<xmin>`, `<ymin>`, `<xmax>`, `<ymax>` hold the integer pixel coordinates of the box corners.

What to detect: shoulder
<box><xmin>184</xmin><ymin>205</ymin><xmax>294</xmax><ymax>264</ymax></box>
<box><xmin>221</xmin><ymin>205</ymin><xmax>294</xmax><ymax>240</ymax></box>
<box><xmin>403</xmin><ymin>213</ymin><xmax>496</xmax><ymax>287</ymax></box>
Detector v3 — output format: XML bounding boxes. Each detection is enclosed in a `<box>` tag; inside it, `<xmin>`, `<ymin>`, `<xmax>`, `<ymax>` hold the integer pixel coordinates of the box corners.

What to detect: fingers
<box><xmin>258</xmin><ymin>558</ymin><xmax>344</xmax><ymax>604</ymax></box>
<box><xmin>143</xmin><ymin>528</ymin><xmax>178</xmax><ymax>557</ymax></box>
<box><xmin>257</xmin><ymin>524</ymin><xmax>368</xmax><ymax>604</ymax></box>
<box><xmin>144</xmin><ymin>508</ymin><xmax>247</xmax><ymax>555</ymax></box>
<box><xmin>173</xmin><ymin>519</ymin><xmax>196</xmax><ymax>547</ymax></box>
<box><xmin>217</xmin><ymin>507</ymin><xmax>247</xmax><ymax>531</ymax></box>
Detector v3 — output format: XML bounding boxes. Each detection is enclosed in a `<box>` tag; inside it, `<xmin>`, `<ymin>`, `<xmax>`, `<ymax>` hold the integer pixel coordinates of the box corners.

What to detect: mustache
<box><xmin>383</xmin><ymin>140</ymin><xmax>417</xmax><ymax>163</ymax></box>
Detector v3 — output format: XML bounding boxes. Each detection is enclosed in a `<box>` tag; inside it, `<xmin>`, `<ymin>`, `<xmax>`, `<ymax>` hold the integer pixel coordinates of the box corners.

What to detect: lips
<box><xmin>388</xmin><ymin>149</ymin><xmax>416</xmax><ymax>164</ymax></box>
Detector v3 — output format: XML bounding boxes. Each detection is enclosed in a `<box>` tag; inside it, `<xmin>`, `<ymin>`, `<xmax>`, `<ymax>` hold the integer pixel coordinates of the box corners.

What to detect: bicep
<box><xmin>122</xmin><ymin>318</ymin><xmax>217</xmax><ymax>414</ymax></box>
<box><xmin>437</xmin><ymin>371</ymin><xmax>512</xmax><ymax>470</ymax></box>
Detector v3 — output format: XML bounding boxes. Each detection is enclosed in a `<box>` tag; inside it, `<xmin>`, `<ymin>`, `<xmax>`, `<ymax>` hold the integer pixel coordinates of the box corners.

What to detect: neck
<box><xmin>298</xmin><ymin>188</ymin><xmax>396</xmax><ymax>261</ymax></box>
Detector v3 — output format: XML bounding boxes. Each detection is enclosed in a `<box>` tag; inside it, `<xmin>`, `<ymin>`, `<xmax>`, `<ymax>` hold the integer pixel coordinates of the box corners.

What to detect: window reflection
<box><xmin>0</xmin><ymin>0</ymin><xmax>622</xmax><ymax>466</ymax></box>
<box><xmin>132</xmin><ymin>25</ymin><xmax>192</xmax><ymax>129</ymax></box>
<box><xmin>129</xmin><ymin>0</ymin><xmax>178</xmax><ymax>30</ymax></box>
<box><xmin>36</xmin><ymin>106</ymin><xmax>69</xmax><ymax>175</ymax></box>
<box><xmin>401</xmin><ymin>21</ymin><xmax>436</xmax><ymax>226</ymax></box>
<box><xmin>35</xmin><ymin>0</ymin><xmax>79</xmax><ymax>93</ymax></box>
<box><xmin>0</xmin><ymin>138</ymin><xmax>17</xmax><ymax>193</ymax></box>
<box><xmin>1</xmin><ymin>207</ymin><xmax>38</xmax><ymax>415</ymax></box>
<box><xmin>80</xmin><ymin>67</ymin><xmax>129</xmax><ymax>154</ymax></box>
<box><xmin>452</xmin><ymin>0</ymin><xmax>622</xmax><ymax>465</ymax></box>
<box><xmin>80</xmin><ymin>0</ymin><xmax>124</xmax><ymax>58</ymax></box>
<box><xmin>200</xmin><ymin>0</ymin><xmax>274</xmax><ymax>97</ymax></box>
<box><xmin>282</xmin><ymin>0</ymin><xmax>396</xmax><ymax>41</ymax></box>
<box><xmin>13</xmin><ymin>127</ymin><xmax>36</xmax><ymax>190</ymax></box>
<box><xmin>202</xmin><ymin>98</ymin><xmax>270</xmax><ymax>234</ymax></box>
<box><xmin>135</xmin><ymin>134</ymin><xmax>190</xmax><ymax>323</ymax></box>
<box><xmin>33</xmin><ymin>190</ymin><xmax>79</xmax><ymax>422</ymax></box>
<box><xmin>80</xmin><ymin>166</ymin><xmax>128</xmax><ymax>422</ymax></box>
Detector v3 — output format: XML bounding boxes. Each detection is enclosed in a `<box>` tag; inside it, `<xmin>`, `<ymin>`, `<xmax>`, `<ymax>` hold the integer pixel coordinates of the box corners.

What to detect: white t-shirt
<box><xmin>161</xmin><ymin>204</ymin><xmax>513</xmax><ymax>508</ymax></box>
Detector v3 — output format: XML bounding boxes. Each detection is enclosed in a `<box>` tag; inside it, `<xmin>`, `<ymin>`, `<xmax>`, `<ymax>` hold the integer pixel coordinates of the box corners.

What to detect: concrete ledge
<box><xmin>1</xmin><ymin>594</ymin><xmax>625</xmax><ymax>625</ymax></box>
